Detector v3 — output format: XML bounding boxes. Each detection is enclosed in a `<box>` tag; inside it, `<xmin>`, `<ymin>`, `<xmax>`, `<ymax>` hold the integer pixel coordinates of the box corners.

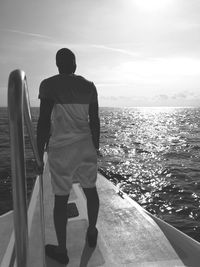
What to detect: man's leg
<box><xmin>83</xmin><ymin>187</ymin><xmax>99</xmax><ymax>230</ymax></box>
<box><xmin>53</xmin><ymin>194</ymin><xmax>69</xmax><ymax>252</ymax></box>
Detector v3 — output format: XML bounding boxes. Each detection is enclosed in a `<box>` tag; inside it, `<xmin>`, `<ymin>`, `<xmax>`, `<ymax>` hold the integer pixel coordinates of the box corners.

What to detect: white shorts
<box><xmin>48</xmin><ymin>138</ymin><xmax>97</xmax><ymax>195</ymax></box>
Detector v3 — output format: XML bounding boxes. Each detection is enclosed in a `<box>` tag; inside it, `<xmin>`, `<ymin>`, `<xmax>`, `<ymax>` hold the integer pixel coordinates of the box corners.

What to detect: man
<box><xmin>37</xmin><ymin>48</ymin><xmax>100</xmax><ymax>265</ymax></box>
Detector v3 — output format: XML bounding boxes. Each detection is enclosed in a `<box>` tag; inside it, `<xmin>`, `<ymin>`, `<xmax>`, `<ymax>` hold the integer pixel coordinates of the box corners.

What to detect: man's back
<box><xmin>39</xmin><ymin>73</ymin><xmax>98</xmax><ymax>148</ymax></box>
<box><xmin>37</xmin><ymin>48</ymin><xmax>100</xmax><ymax>264</ymax></box>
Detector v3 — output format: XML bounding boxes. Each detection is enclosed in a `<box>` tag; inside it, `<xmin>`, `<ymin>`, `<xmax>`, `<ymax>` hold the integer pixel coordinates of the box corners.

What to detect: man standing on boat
<box><xmin>37</xmin><ymin>48</ymin><xmax>100</xmax><ymax>265</ymax></box>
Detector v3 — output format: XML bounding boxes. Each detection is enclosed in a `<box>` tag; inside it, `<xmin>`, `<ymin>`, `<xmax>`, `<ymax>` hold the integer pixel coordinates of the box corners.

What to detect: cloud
<box><xmin>172</xmin><ymin>93</ymin><xmax>187</xmax><ymax>99</ymax></box>
<box><xmin>21</xmin><ymin>39</ymin><xmax>141</xmax><ymax>58</ymax></box>
<box><xmin>155</xmin><ymin>91</ymin><xmax>197</xmax><ymax>101</ymax></box>
<box><xmin>0</xmin><ymin>28</ymin><xmax>52</xmax><ymax>39</ymax></box>
<box><xmin>175</xmin><ymin>22</ymin><xmax>200</xmax><ymax>31</ymax></box>
<box><xmin>96</xmin><ymin>82</ymin><xmax>129</xmax><ymax>87</ymax></box>
<box><xmin>100</xmin><ymin>95</ymin><xmax>119</xmax><ymax>101</ymax></box>
<box><xmin>157</xmin><ymin>94</ymin><xmax>169</xmax><ymax>100</ymax></box>
<box><xmin>150</xmin><ymin>90</ymin><xmax>200</xmax><ymax>107</ymax></box>
<box><xmin>96</xmin><ymin>56</ymin><xmax>200</xmax><ymax>89</ymax></box>
<box><xmin>90</xmin><ymin>44</ymin><xmax>140</xmax><ymax>57</ymax></box>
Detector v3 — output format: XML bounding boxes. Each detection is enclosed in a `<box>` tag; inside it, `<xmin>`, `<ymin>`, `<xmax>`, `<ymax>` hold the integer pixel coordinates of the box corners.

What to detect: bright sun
<box><xmin>135</xmin><ymin>0</ymin><xmax>172</xmax><ymax>12</ymax></box>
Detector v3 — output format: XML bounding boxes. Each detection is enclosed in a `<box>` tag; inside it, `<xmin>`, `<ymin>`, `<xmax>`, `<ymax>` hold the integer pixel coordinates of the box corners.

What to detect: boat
<box><xmin>1</xmin><ymin>69</ymin><xmax>200</xmax><ymax>266</ymax></box>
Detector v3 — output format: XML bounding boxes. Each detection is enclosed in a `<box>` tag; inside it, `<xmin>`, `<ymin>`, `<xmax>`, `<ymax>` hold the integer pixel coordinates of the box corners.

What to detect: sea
<box><xmin>0</xmin><ymin>106</ymin><xmax>200</xmax><ymax>242</ymax></box>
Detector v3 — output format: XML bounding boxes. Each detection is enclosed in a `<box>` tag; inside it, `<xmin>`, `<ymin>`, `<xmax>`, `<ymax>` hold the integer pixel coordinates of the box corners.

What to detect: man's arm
<box><xmin>89</xmin><ymin>101</ymin><xmax>100</xmax><ymax>151</ymax></box>
<box><xmin>37</xmin><ymin>98</ymin><xmax>54</xmax><ymax>162</ymax></box>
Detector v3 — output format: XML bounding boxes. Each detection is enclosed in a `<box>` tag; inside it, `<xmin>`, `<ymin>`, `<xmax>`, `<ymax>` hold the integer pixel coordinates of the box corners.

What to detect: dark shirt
<box><xmin>37</xmin><ymin>73</ymin><xmax>100</xmax><ymax>161</ymax></box>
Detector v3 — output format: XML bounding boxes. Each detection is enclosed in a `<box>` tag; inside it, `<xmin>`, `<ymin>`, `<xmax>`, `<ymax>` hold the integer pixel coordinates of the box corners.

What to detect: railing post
<box><xmin>8</xmin><ymin>69</ymin><xmax>46</xmax><ymax>267</ymax></box>
<box><xmin>8</xmin><ymin>70</ymin><xmax>28</xmax><ymax>267</ymax></box>
<box><xmin>23</xmin><ymin>74</ymin><xmax>46</xmax><ymax>267</ymax></box>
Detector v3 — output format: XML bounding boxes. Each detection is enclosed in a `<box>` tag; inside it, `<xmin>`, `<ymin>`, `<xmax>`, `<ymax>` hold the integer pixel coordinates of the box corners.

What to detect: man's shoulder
<box><xmin>74</xmin><ymin>75</ymin><xmax>94</xmax><ymax>86</ymax></box>
<box><xmin>40</xmin><ymin>74</ymin><xmax>96</xmax><ymax>94</ymax></box>
<box><xmin>39</xmin><ymin>75</ymin><xmax>60</xmax><ymax>99</ymax></box>
<box><xmin>41</xmin><ymin>74</ymin><xmax>94</xmax><ymax>85</ymax></box>
<box><xmin>40</xmin><ymin>74</ymin><xmax>60</xmax><ymax>86</ymax></box>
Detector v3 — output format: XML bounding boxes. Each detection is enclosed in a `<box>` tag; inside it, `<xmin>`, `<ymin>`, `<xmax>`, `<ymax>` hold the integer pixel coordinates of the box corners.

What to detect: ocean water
<box><xmin>1</xmin><ymin>107</ymin><xmax>200</xmax><ymax>242</ymax></box>
<box><xmin>0</xmin><ymin>107</ymin><xmax>38</xmax><ymax>214</ymax></box>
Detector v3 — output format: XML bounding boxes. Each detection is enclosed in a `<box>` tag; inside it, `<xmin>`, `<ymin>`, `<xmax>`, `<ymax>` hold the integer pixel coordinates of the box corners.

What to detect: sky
<box><xmin>1</xmin><ymin>0</ymin><xmax>200</xmax><ymax>107</ymax></box>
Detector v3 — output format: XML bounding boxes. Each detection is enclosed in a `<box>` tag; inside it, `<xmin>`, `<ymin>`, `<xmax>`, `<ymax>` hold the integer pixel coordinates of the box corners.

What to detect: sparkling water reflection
<box><xmin>98</xmin><ymin>107</ymin><xmax>200</xmax><ymax>241</ymax></box>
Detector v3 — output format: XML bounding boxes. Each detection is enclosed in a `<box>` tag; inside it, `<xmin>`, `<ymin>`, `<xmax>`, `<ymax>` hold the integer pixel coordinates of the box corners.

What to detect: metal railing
<box><xmin>7</xmin><ymin>69</ymin><xmax>46</xmax><ymax>267</ymax></box>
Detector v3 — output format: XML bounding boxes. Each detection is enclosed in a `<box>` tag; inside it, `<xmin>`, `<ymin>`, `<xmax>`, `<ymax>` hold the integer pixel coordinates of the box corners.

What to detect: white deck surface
<box><xmin>35</xmin><ymin>160</ymin><xmax>184</xmax><ymax>267</ymax></box>
<box><xmin>1</xmin><ymin>159</ymin><xmax>187</xmax><ymax>267</ymax></box>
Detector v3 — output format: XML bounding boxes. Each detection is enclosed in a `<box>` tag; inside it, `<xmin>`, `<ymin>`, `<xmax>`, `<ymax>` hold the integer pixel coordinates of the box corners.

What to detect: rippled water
<box><xmin>98</xmin><ymin>107</ymin><xmax>200</xmax><ymax>241</ymax></box>
<box><xmin>1</xmin><ymin>107</ymin><xmax>200</xmax><ymax>242</ymax></box>
<box><xmin>0</xmin><ymin>107</ymin><xmax>38</xmax><ymax>214</ymax></box>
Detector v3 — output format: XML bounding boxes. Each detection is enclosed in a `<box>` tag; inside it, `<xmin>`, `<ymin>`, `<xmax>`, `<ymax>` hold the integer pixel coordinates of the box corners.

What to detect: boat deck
<box><xmin>28</xmin><ymin>160</ymin><xmax>184</xmax><ymax>267</ymax></box>
<box><xmin>1</xmin><ymin>159</ymin><xmax>187</xmax><ymax>266</ymax></box>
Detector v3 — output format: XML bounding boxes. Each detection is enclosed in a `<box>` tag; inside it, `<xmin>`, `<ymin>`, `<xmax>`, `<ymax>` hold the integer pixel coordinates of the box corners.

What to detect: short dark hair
<box><xmin>56</xmin><ymin>48</ymin><xmax>76</xmax><ymax>73</ymax></box>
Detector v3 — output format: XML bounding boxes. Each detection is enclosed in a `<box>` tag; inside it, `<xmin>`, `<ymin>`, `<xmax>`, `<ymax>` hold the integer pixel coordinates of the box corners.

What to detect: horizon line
<box><xmin>0</xmin><ymin>105</ymin><xmax>199</xmax><ymax>108</ymax></box>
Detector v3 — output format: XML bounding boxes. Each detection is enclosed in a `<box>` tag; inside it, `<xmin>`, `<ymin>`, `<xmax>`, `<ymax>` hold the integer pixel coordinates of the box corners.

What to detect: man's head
<box><xmin>56</xmin><ymin>48</ymin><xmax>76</xmax><ymax>74</ymax></box>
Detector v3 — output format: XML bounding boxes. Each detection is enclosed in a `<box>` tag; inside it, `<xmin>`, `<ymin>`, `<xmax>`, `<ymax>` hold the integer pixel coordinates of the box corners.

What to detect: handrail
<box><xmin>7</xmin><ymin>69</ymin><xmax>46</xmax><ymax>267</ymax></box>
